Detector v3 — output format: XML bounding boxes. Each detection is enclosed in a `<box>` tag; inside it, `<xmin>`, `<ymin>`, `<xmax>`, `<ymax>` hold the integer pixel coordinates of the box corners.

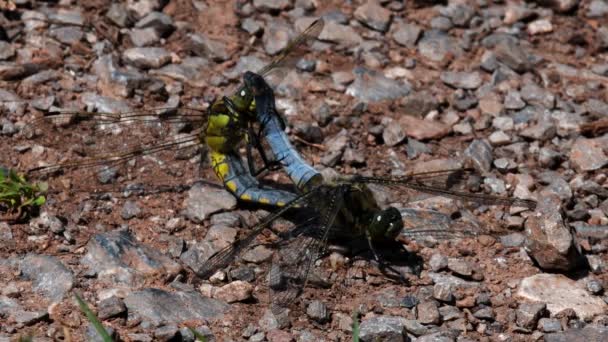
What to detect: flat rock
<box><xmin>315</xmin><ymin>20</ymin><xmax>363</xmax><ymax>46</ymax></box>
<box><xmin>182</xmin><ymin>183</ymin><xmax>237</xmax><ymax>223</ymax></box>
<box><xmin>494</xmin><ymin>40</ymin><xmax>532</xmax><ymax>73</ymax></box>
<box><xmin>354</xmin><ymin>0</ymin><xmax>392</xmax><ymax>32</ymax></box>
<box><xmin>189</xmin><ymin>33</ymin><xmax>230</xmax><ymax>62</ymax></box>
<box><xmin>518</xmin><ymin>274</ymin><xmax>607</xmax><ymax>320</ymax></box>
<box><xmin>19</xmin><ymin>255</ymin><xmax>73</xmax><ymax>302</ymax></box>
<box><xmin>359</xmin><ymin>316</ymin><xmax>406</xmax><ymax>342</ymax></box>
<box><xmin>440</xmin><ymin>71</ymin><xmax>482</xmax><ymax>89</ymax></box>
<box><xmin>80</xmin><ymin>230</ymin><xmax>182</xmax><ymax>286</ymax></box>
<box><xmin>392</xmin><ymin>21</ymin><xmax>422</xmax><ymax>48</ymax></box>
<box><xmin>253</xmin><ymin>0</ymin><xmax>292</xmax><ymax>12</ymax></box>
<box><xmin>398</xmin><ymin>115</ymin><xmax>450</xmax><ymax>140</ymax></box>
<box><xmin>124</xmin><ymin>288</ymin><xmax>228</xmax><ymax>326</ymax></box>
<box><xmin>214</xmin><ymin>281</ymin><xmax>253</xmax><ymax>303</ymax></box>
<box><xmin>569</xmin><ymin>137</ymin><xmax>608</xmax><ymax>171</ymax></box>
<box><xmin>524</xmin><ymin>194</ymin><xmax>584</xmax><ymax>271</ymax></box>
<box><xmin>346</xmin><ymin>67</ymin><xmax>411</xmax><ymax>102</ymax></box>
<box><xmin>418</xmin><ymin>30</ymin><xmax>463</xmax><ymax>63</ymax></box>
<box><xmin>545</xmin><ymin>324</ymin><xmax>608</xmax><ymax>342</ymax></box>
<box><xmin>123</xmin><ymin>47</ymin><xmax>172</xmax><ymax>69</ymax></box>
<box><xmin>81</xmin><ymin>92</ymin><xmax>132</xmax><ymax>114</ymax></box>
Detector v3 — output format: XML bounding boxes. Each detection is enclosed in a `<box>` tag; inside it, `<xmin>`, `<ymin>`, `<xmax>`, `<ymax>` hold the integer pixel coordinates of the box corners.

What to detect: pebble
<box><xmin>242</xmin><ymin>245</ymin><xmax>273</xmax><ymax>263</ymax></box>
<box><xmin>123</xmin><ymin>47</ymin><xmax>172</xmax><ymax>69</ymax></box>
<box><xmin>97</xmin><ymin>296</ymin><xmax>126</xmax><ymax>320</ymax></box>
<box><xmin>494</xmin><ymin>40</ymin><xmax>532</xmax><ymax>73</ymax></box>
<box><xmin>358</xmin><ymin>316</ymin><xmax>406</xmax><ymax>341</ymax></box>
<box><xmin>182</xmin><ymin>183</ymin><xmax>237</xmax><ymax>223</ymax></box>
<box><xmin>545</xmin><ymin>324</ymin><xmax>608</xmax><ymax>341</ymax></box>
<box><xmin>392</xmin><ymin>22</ymin><xmax>422</xmax><ymax>48</ymax></box>
<box><xmin>416</xmin><ymin>301</ymin><xmax>441</xmax><ymax>325</ymax></box>
<box><xmin>306</xmin><ymin>300</ymin><xmax>329</xmax><ymax>323</ymax></box>
<box><xmin>214</xmin><ymin>281</ymin><xmax>253</xmax><ymax>303</ymax></box>
<box><xmin>488</xmin><ymin>130</ymin><xmax>511</xmax><ymax>145</ymax></box>
<box><xmin>433</xmin><ymin>284</ymin><xmax>454</xmax><ymax>302</ymax></box>
<box><xmin>418</xmin><ymin>31</ymin><xmax>463</xmax><ymax>63</ymax></box>
<box><xmin>528</xmin><ymin>19</ymin><xmax>553</xmax><ymax>35</ymax></box>
<box><xmin>106</xmin><ymin>3</ymin><xmax>130</xmax><ymax>27</ymax></box>
<box><xmin>124</xmin><ymin>288</ymin><xmax>228</xmax><ymax>326</ymax></box>
<box><xmin>253</xmin><ymin>0</ymin><xmax>292</xmax><ymax>12</ymax></box>
<box><xmin>538</xmin><ymin>317</ymin><xmax>562</xmax><ymax>333</ymax></box>
<box><xmin>399</xmin><ymin>115</ymin><xmax>450</xmax><ymax>140</ymax></box>
<box><xmin>569</xmin><ymin>138</ymin><xmax>608</xmax><ymax>171</ymax></box>
<box><xmin>86</xmin><ymin>324</ymin><xmax>116</xmax><ymax>342</ymax></box>
<box><xmin>346</xmin><ymin>67</ymin><xmax>411</xmax><ymax>102</ymax></box>
<box><xmin>354</xmin><ymin>0</ymin><xmax>392</xmax><ymax>32</ymax></box>
<box><xmin>447</xmin><ymin>258</ymin><xmax>474</xmax><ymax>278</ymax></box>
<box><xmin>81</xmin><ymin>230</ymin><xmax>182</xmax><ymax>285</ymax></box>
<box><xmin>189</xmin><ymin>33</ymin><xmax>230</xmax><ymax>62</ymax></box>
<box><xmin>121</xmin><ymin>200</ymin><xmax>142</xmax><ymax>220</ymax></box>
<box><xmin>587</xmin><ymin>0</ymin><xmax>608</xmax><ymax>17</ymax></box>
<box><xmin>464</xmin><ymin>139</ymin><xmax>493</xmax><ymax>173</ymax></box>
<box><xmin>517</xmin><ymin>274</ymin><xmax>608</xmax><ymax>320</ymax></box>
<box><xmin>130</xmin><ymin>27</ymin><xmax>161</xmax><ymax>47</ymax></box>
<box><xmin>440</xmin><ymin>71</ymin><xmax>482</xmax><ymax>89</ymax></box>
<box><xmin>524</xmin><ymin>193</ymin><xmax>584</xmax><ymax>271</ymax></box>
<box><xmin>19</xmin><ymin>255</ymin><xmax>73</xmax><ymax>302</ymax></box>
<box><xmin>382</xmin><ymin>122</ymin><xmax>406</xmax><ymax>147</ymax></box>
<box><xmin>317</xmin><ymin>20</ymin><xmax>362</xmax><ymax>46</ymax></box>
<box><xmin>516</xmin><ymin>302</ymin><xmax>547</xmax><ymax>330</ymax></box>
<box><xmin>135</xmin><ymin>11</ymin><xmax>175</xmax><ymax>37</ymax></box>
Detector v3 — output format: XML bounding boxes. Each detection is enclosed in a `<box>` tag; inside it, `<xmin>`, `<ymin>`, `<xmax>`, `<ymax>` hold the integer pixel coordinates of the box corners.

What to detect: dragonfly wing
<box><xmin>269</xmin><ymin>185</ymin><xmax>344</xmax><ymax>315</ymax></box>
<box><xmin>195</xmin><ymin>189</ymin><xmax>323</xmax><ymax>279</ymax></box>
<box><xmin>353</xmin><ymin>168</ymin><xmax>537</xmax><ymax>210</ymax></box>
<box><xmin>23</xmin><ymin>106</ymin><xmax>208</xmax><ymax>195</ymax></box>
<box><xmin>255</xmin><ymin>18</ymin><xmax>324</xmax><ymax>89</ymax></box>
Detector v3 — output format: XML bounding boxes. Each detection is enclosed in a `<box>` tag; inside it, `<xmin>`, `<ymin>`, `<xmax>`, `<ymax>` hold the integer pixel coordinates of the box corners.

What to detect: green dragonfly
<box><xmin>196</xmin><ymin>168</ymin><xmax>537</xmax><ymax>315</ymax></box>
<box><xmin>20</xmin><ymin>19</ymin><xmax>325</xmax><ymax>207</ymax></box>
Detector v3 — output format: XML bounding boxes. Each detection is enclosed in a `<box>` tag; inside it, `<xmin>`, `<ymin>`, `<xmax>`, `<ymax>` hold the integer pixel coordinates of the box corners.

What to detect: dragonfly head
<box><xmin>369</xmin><ymin>207</ymin><xmax>404</xmax><ymax>241</ymax></box>
<box><xmin>232</xmin><ymin>83</ymin><xmax>255</xmax><ymax>113</ymax></box>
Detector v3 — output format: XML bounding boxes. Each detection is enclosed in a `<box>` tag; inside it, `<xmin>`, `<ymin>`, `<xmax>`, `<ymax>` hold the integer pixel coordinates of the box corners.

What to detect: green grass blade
<box><xmin>188</xmin><ymin>327</ymin><xmax>208</xmax><ymax>342</ymax></box>
<box><xmin>74</xmin><ymin>293</ymin><xmax>113</xmax><ymax>342</ymax></box>
<box><xmin>352</xmin><ymin>310</ymin><xmax>360</xmax><ymax>342</ymax></box>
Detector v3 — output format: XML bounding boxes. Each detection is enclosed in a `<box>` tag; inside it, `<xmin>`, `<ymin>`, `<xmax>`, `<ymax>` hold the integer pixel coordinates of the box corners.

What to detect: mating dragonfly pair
<box><xmin>17</xmin><ymin>18</ymin><xmax>536</xmax><ymax>315</ymax></box>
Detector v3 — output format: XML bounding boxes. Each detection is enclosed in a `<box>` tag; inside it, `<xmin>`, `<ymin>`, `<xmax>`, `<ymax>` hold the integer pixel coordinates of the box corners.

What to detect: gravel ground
<box><xmin>1</xmin><ymin>0</ymin><xmax>608</xmax><ymax>341</ymax></box>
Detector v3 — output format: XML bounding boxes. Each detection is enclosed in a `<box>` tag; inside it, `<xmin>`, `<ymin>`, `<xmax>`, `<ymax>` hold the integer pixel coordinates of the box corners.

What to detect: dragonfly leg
<box><xmin>246</xmin><ymin>125</ymin><xmax>283</xmax><ymax>177</ymax></box>
<box><xmin>365</xmin><ymin>232</ymin><xmax>408</xmax><ymax>284</ymax></box>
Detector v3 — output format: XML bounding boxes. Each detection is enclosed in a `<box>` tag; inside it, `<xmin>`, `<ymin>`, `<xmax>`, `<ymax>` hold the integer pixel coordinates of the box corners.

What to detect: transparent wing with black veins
<box><xmin>353</xmin><ymin>168</ymin><xmax>537</xmax><ymax>210</ymax></box>
<box><xmin>196</xmin><ymin>187</ymin><xmax>326</xmax><ymax>279</ymax></box>
<box><xmin>24</xmin><ymin>106</ymin><xmax>209</xmax><ymax>194</ymax></box>
<box><xmin>255</xmin><ymin>18</ymin><xmax>324</xmax><ymax>87</ymax></box>
<box><xmin>269</xmin><ymin>185</ymin><xmax>345</xmax><ymax>316</ymax></box>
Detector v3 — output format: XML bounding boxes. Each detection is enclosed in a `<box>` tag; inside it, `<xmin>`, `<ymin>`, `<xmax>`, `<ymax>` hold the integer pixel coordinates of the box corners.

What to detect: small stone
<box><xmin>517</xmin><ymin>274</ymin><xmax>608</xmax><ymax>320</ymax></box>
<box><xmin>354</xmin><ymin>0</ymin><xmax>393</xmax><ymax>32</ymax></box>
<box><xmin>516</xmin><ymin>302</ymin><xmax>547</xmax><ymax>330</ymax></box>
<box><xmin>440</xmin><ymin>3</ymin><xmax>476</xmax><ymax>27</ymax></box>
<box><xmin>429</xmin><ymin>254</ymin><xmax>448</xmax><ymax>272</ymax></box>
<box><xmin>447</xmin><ymin>258</ymin><xmax>474</xmax><ymax>277</ymax></box>
<box><xmin>214</xmin><ymin>281</ymin><xmax>253</xmax><ymax>303</ymax></box>
<box><xmin>473</xmin><ymin>306</ymin><xmax>495</xmax><ymax>321</ymax></box>
<box><xmin>241</xmin><ymin>18</ymin><xmax>263</xmax><ymax>35</ymax></box>
<box><xmin>154</xmin><ymin>325</ymin><xmax>179</xmax><ymax>342</ymax></box>
<box><xmin>346</xmin><ymin>67</ymin><xmax>411</xmax><ymax>102</ymax></box>
<box><xmin>382</xmin><ymin>122</ymin><xmax>406</xmax><ymax>147</ymax></box>
<box><xmin>392</xmin><ymin>22</ymin><xmax>422</xmax><ymax>48</ymax></box>
<box><xmin>587</xmin><ymin>279</ymin><xmax>604</xmax><ymax>294</ymax></box>
<box><xmin>401</xmin><ymin>295</ymin><xmax>419</xmax><ymax>309</ymax></box>
<box><xmin>418</xmin><ymin>31</ymin><xmax>463</xmax><ymax>63</ymax></box>
<box><xmin>430</xmin><ymin>16</ymin><xmax>453</xmax><ymax>31</ymax></box>
<box><xmin>569</xmin><ymin>138</ymin><xmax>608</xmax><ymax>172</ymax></box>
<box><xmin>189</xmin><ymin>34</ymin><xmax>230</xmax><ymax>62</ymax></box>
<box><xmin>464</xmin><ymin>139</ymin><xmax>493</xmax><ymax>173</ymax></box>
<box><xmin>399</xmin><ymin>115</ymin><xmax>450</xmax><ymax>140</ymax></box>
<box><xmin>433</xmin><ymin>284</ymin><xmax>454</xmax><ymax>302</ymax></box>
<box><xmin>0</xmin><ymin>42</ymin><xmax>16</xmax><ymax>60</ymax></box>
<box><xmin>97</xmin><ymin>296</ymin><xmax>126</xmax><ymax>320</ymax></box>
<box><xmin>417</xmin><ymin>301</ymin><xmax>441</xmax><ymax>325</ymax></box>
<box><xmin>182</xmin><ymin>184</ymin><xmax>237</xmax><ymax>223</ymax></box>
<box><xmin>504</xmin><ymin>91</ymin><xmax>526</xmax><ymax>110</ymax></box>
<box><xmin>524</xmin><ymin>194</ymin><xmax>584</xmax><ymax>271</ymax></box>
<box><xmin>488</xmin><ymin>131</ymin><xmax>511</xmax><ymax>145</ymax></box>
<box><xmin>539</xmin><ymin>317</ymin><xmax>562</xmax><ymax>333</ymax></box>
<box><xmin>306</xmin><ymin>300</ymin><xmax>329</xmax><ymax>323</ymax></box>
<box><xmin>242</xmin><ymin>245</ymin><xmax>273</xmax><ymax>264</ymax></box>
<box><xmin>19</xmin><ymin>255</ymin><xmax>73</xmax><ymax>302</ymax></box>
<box><xmin>135</xmin><ymin>12</ymin><xmax>175</xmax><ymax>37</ymax></box>
<box><xmin>123</xmin><ymin>47</ymin><xmax>172</xmax><ymax>69</ymax></box>
<box><xmin>86</xmin><ymin>323</ymin><xmax>116</xmax><ymax>342</ymax></box>
<box><xmin>359</xmin><ymin>316</ymin><xmax>406</xmax><ymax>341</ymax></box>
<box><xmin>130</xmin><ymin>27</ymin><xmax>161</xmax><ymax>47</ymax></box>
<box><xmin>587</xmin><ymin>0</ymin><xmax>608</xmax><ymax>17</ymax></box>
<box><xmin>106</xmin><ymin>3</ymin><xmax>130</xmax><ymax>27</ymax></box>
<box><xmin>480</xmin><ymin>51</ymin><xmax>498</xmax><ymax>72</ymax></box>
<box><xmin>121</xmin><ymin>200</ymin><xmax>141</xmax><ymax>220</ymax></box>
<box><xmin>528</xmin><ymin>19</ymin><xmax>553</xmax><ymax>35</ymax></box>
<box><xmin>253</xmin><ymin>0</ymin><xmax>292</xmax><ymax>12</ymax></box>
<box><xmin>440</xmin><ymin>71</ymin><xmax>482</xmax><ymax>89</ymax></box>
<box><xmin>495</xmin><ymin>40</ymin><xmax>532</xmax><ymax>73</ymax></box>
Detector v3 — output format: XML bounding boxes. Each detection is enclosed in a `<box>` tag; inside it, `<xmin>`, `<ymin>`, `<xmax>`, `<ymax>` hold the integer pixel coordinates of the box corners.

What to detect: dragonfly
<box><xmin>20</xmin><ymin>19</ymin><xmax>325</xmax><ymax>207</ymax></box>
<box><xmin>196</xmin><ymin>168</ymin><xmax>537</xmax><ymax>315</ymax></box>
